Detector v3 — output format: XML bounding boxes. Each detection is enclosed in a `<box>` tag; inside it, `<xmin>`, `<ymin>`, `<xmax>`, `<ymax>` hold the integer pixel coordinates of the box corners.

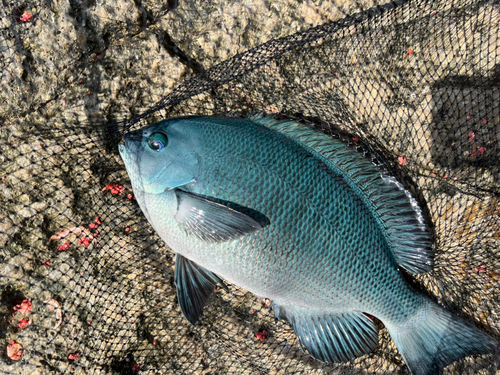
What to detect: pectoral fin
<box><xmin>174</xmin><ymin>254</ymin><xmax>227</xmax><ymax>325</ymax></box>
<box><xmin>174</xmin><ymin>190</ymin><xmax>263</xmax><ymax>242</ymax></box>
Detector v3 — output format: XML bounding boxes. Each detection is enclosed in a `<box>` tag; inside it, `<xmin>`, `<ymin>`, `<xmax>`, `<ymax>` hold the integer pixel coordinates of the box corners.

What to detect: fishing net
<box><xmin>1</xmin><ymin>0</ymin><xmax>499</xmax><ymax>373</ymax></box>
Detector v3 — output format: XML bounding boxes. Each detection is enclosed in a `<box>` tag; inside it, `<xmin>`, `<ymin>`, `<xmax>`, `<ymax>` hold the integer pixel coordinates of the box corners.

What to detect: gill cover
<box><xmin>119</xmin><ymin>120</ymin><xmax>200</xmax><ymax>194</ymax></box>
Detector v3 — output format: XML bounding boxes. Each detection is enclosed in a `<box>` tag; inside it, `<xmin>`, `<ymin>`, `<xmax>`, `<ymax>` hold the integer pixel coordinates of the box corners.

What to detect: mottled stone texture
<box><xmin>1</xmin><ymin>0</ymin><xmax>499</xmax><ymax>374</ymax></box>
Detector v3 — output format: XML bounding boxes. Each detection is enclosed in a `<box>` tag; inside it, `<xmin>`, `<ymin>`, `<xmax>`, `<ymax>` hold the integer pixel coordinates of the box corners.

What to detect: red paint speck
<box><xmin>19</xmin><ymin>12</ymin><xmax>33</xmax><ymax>22</ymax></box>
<box><xmin>132</xmin><ymin>364</ymin><xmax>140</xmax><ymax>371</ymax></box>
<box><xmin>68</xmin><ymin>353</ymin><xmax>80</xmax><ymax>361</ymax></box>
<box><xmin>89</xmin><ymin>223</ymin><xmax>97</xmax><ymax>229</ymax></box>
<box><xmin>17</xmin><ymin>318</ymin><xmax>31</xmax><ymax>328</ymax></box>
<box><xmin>153</xmin><ymin>340</ymin><xmax>157</xmax><ymax>346</ymax></box>
<box><xmin>126</xmin><ymin>193</ymin><xmax>135</xmax><ymax>201</ymax></box>
<box><xmin>42</xmin><ymin>261</ymin><xmax>51</xmax><ymax>266</ymax></box>
<box><xmin>398</xmin><ymin>156</ymin><xmax>407</xmax><ymax>166</ymax></box>
<box><xmin>352</xmin><ymin>137</ymin><xmax>359</xmax><ymax>143</ymax></box>
<box><xmin>476</xmin><ymin>265</ymin><xmax>486</xmax><ymax>273</ymax></box>
<box><xmin>471</xmin><ymin>150</ymin><xmax>478</xmax><ymax>157</ymax></box>
<box><xmin>103</xmin><ymin>184</ymin><xmax>124</xmax><ymax>196</ymax></box>
<box><xmin>78</xmin><ymin>236</ymin><xmax>92</xmax><ymax>247</ymax></box>
<box><xmin>58</xmin><ymin>240</ymin><xmax>70</xmax><ymax>251</ymax></box>
<box><xmin>408</xmin><ymin>49</ymin><xmax>413</xmax><ymax>55</ymax></box>
<box><xmin>125</xmin><ymin>228</ymin><xmax>130</xmax><ymax>233</ymax></box>
<box><xmin>255</xmin><ymin>329</ymin><xmax>268</xmax><ymax>341</ymax></box>
<box><xmin>478</xmin><ymin>146</ymin><xmax>486</xmax><ymax>154</ymax></box>
<box><xmin>482</xmin><ymin>118</ymin><xmax>487</xmax><ymax>124</ymax></box>
<box><xmin>14</xmin><ymin>300</ymin><xmax>32</xmax><ymax>314</ymax></box>
<box><xmin>468</xmin><ymin>131</ymin><xmax>475</xmax><ymax>142</ymax></box>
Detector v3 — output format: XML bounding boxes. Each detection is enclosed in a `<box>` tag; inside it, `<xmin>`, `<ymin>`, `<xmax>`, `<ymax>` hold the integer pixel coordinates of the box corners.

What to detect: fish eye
<box><xmin>147</xmin><ymin>132</ymin><xmax>168</xmax><ymax>151</ymax></box>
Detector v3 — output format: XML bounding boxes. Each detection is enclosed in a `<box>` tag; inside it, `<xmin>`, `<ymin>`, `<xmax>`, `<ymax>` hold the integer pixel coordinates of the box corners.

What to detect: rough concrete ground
<box><xmin>0</xmin><ymin>0</ymin><xmax>499</xmax><ymax>374</ymax></box>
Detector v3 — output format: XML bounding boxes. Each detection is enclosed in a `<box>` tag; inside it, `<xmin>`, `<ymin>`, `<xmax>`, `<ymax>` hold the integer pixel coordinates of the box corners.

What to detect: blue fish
<box><xmin>119</xmin><ymin>114</ymin><xmax>498</xmax><ymax>375</ymax></box>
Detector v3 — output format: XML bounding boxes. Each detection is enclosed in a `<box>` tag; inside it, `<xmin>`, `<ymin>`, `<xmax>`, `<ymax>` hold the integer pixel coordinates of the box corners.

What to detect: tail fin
<box><xmin>386</xmin><ymin>298</ymin><xmax>498</xmax><ymax>375</ymax></box>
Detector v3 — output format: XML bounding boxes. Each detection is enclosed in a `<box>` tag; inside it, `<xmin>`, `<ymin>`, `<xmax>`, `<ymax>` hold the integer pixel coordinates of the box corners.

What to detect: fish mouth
<box><xmin>118</xmin><ymin>143</ymin><xmax>127</xmax><ymax>159</ymax></box>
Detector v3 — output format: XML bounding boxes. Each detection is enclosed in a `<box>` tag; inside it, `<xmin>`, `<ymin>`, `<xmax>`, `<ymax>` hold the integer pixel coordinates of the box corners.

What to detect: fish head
<box><xmin>118</xmin><ymin>119</ymin><xmax>201</xmax><ymax>194</ymax></box>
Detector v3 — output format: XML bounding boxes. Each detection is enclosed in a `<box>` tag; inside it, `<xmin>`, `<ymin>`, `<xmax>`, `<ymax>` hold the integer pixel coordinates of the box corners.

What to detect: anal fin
<box><xmin>272</xmin><ymin>304</ymin><xmax>378</xmax><ymax>363</ymax></box>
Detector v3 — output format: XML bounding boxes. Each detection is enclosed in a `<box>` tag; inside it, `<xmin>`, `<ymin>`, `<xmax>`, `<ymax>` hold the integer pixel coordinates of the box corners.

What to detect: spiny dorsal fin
<box><xmin>251</xmin><ymin>114</ymin><xmax>434</xmax><ymax>275</ymax></box>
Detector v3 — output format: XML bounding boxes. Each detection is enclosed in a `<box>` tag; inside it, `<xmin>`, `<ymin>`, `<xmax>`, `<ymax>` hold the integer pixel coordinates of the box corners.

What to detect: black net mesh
<box><xmin>1</xmin><ymin>0</ymin><xmax>499</xmax><ymax>373</ymax></box>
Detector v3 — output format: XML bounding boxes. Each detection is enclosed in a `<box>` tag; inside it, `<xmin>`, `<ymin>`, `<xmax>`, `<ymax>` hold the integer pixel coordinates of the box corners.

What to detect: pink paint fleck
<box><xmin>398</xmin><ymin>156</ymin><xmax>407</xmax><ymax>166</ymax></box>
<box><xmin>352</xmin><ymin>137</ymin><xmax>359</xmax><ymax>143</ymax></box>
<box><xmin>408</xmin><ymin>49</ymin><xmax>413</xmax><ymax>55</ymax></box>
<box><xmin>478</xmin><ymin>146</ymin><xmax>486</xmax><ymax>154</ymax></box>
<box><xmin>132</xmin><ymin>364</ymin><xmax>140</xmax><ymax>371</ymax></box>
<box><xmin>468</xmin><ymin>131</ymin><xmax>475</xmax><ymax>142</ymax></box>
<box><xmin>68</xmin><ymin>353</ymin><xmax>80</xmax><ymax>361</ymax></box>
<box><xmin>17</xmin><ymin>318</ymin><xmax>32</xmax><ymax>328</ymax></box>
<box><xmin>471</xmin><ymin>150</ymin><xmax>478</xmax><ymax>157</ymax></box>
<box><xmin>14</xmin><ymin>300</ymin><xmax>32</xmax><ymax>314</ymax></box>
<box><xmin>476</xmin><ymin>265</ymin><xmax>486</xmax><ymax>273</ymax></box>
<box><xmin>482</xmin><ymin>118</ymin><xmax>487</xmax><ymax>124</ymax></box>
<box><xmin>19</xmin><ymin>12</ymin><xmax>33</xmax><ymax>22</ymax></box>
<box><xmin>58</xmin><ymin>240</ymin><xmax>70</xmax><ymax>251</ymax></box>
<box><xmin>42</xmin><ymin>261</ymin><xmax>51</xmax><ymax>266</ymax></box>
<box><xmin>7</xmin><ymin>341</ymin><xmax>23</xmax><ymax>361</ymax></box>
<box><xmin>126</xmin><ymin>193</ymin><xmax>135</xmax><ymax>201</ymax></box>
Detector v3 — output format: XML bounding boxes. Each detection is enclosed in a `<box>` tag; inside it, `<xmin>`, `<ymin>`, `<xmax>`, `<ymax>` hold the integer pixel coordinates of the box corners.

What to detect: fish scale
<box><xmin>162</xmin><ymin>125</ymin><xmax>413</xmax><ymax>319</ymax></box>
<box><xmin>119</xmin><ymin>115</ymin><xmax>498</xmax><ymax>375</ymax></box>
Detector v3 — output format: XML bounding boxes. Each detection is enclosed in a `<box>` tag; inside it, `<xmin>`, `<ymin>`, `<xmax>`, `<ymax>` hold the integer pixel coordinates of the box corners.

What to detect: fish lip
<box><xmin>118</xmin><ymin>143</ymin><xmax>127</xmax><ymax>158</ymax></box>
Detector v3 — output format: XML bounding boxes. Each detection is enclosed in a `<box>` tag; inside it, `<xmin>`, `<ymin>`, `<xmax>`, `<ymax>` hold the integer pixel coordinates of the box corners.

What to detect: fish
<box><xmin>118</xmin><ymin>114</ymin><xmax>498</xmax><ymax>375</ymax></box>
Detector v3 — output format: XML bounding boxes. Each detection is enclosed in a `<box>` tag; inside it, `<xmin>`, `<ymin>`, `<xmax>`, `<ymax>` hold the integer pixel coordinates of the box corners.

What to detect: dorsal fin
<box><xmin>250</xmin><ymin>114</ymin><xmax>434</xmax><ymax>275</ymax></box>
